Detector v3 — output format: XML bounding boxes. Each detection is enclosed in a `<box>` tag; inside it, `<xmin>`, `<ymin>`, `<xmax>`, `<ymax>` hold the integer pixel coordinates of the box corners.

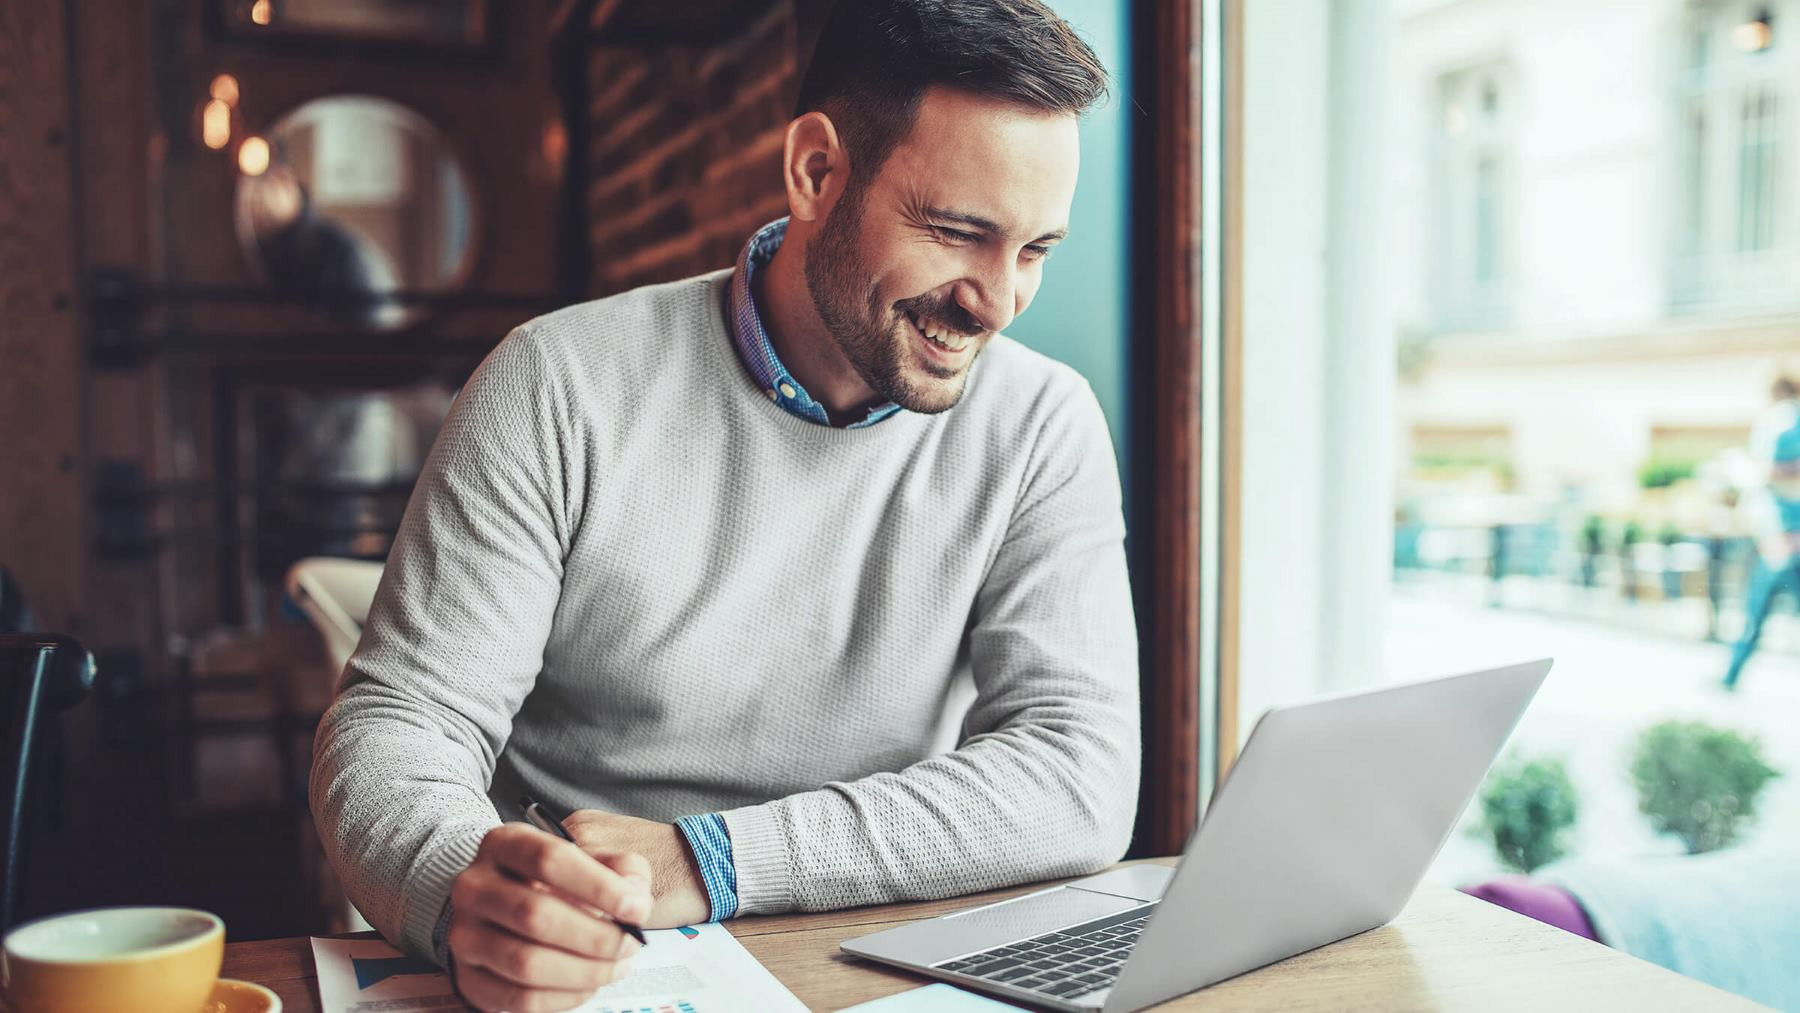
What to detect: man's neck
<box><xmin>755</xmin><ymin>234</ymin><xmax>883</xmax><ymax>426</ymax></box>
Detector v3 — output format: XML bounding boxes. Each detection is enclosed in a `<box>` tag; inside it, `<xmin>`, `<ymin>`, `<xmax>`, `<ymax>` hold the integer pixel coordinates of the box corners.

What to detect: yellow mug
<box><xmin>1</xmin><ymin>907</ymin><xmax>224</xmax><ymax>1013</ymax></box>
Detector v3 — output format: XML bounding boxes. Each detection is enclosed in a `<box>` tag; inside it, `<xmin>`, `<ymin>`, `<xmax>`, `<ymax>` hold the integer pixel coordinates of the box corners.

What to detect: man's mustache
<box><xmin>896</xmin><ymin>295</ymin><xmax>984</xmax><ymax>338</ymax></box>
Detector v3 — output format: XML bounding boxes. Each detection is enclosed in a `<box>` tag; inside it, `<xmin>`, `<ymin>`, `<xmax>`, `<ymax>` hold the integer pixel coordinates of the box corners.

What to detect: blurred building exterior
<box><xmin>1390</xmin><ymin>0</ymin><xmax>1799</xmax><ymax>524</ymax></box>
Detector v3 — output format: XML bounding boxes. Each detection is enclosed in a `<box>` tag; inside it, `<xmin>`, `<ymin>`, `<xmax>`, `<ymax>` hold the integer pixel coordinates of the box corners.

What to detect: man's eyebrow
<box><xmin>923</xmin><ymin>206</ymin><xmax>1068</xmax><ymax>244</ymax></box>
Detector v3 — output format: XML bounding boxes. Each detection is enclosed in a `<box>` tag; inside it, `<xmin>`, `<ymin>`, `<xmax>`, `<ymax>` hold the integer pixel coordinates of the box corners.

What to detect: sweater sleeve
<box><xmin>718</xmin><ymin>377</ymin><xmax>1141</xmax><ymax>913</ymax></box>
<box><xmin>309</xmin><ymin>326</ymin><xmax>574</xmax><ymax>965</ymax></box>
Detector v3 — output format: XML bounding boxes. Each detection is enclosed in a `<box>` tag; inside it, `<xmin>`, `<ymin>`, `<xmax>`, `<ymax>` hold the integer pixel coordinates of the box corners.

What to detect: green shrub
<box><xmin>1478</xmin><ymin>756</ymin><xmax>1579</xmax><ymax>873</ymax></box>
<box><xmin>1637</xmin><ymin>456</ymin><xmax>1699</xmax><ymax>489</ymax></box>
<box><xmin>1630</xmin><ymin>721</ymin><xmax>1781</xmax><ymax>854</ymax></box>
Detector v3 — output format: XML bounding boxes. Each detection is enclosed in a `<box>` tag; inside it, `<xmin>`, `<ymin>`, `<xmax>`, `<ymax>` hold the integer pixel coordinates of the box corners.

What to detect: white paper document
<box><xmin>309</xmin><ymin>936</ymin><xmax>461</xmax><ymax>1012</ymax></box>
<box><xmin>311</xmin><ymin>924</ymin><xmax>807</xmax><ymax>1013</ymax></box>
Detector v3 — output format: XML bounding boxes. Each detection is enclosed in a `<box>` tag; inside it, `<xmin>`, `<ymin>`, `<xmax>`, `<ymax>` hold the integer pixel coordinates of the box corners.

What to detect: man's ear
<box><xmin>782</xmin><ymin>111</ymin><xmax>849</xmax><ymax>224</ymax></box>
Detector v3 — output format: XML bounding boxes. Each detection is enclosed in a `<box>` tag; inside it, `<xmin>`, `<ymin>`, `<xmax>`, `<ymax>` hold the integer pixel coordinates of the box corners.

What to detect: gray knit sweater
<box><xmin>309</xmin><ymin>268</ymin><xmax>1141</xmax><ymax>964</ymax></box>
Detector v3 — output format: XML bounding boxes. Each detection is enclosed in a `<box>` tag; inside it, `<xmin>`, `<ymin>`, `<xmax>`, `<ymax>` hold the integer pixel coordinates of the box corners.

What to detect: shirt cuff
<box><xmin>674</xmin><ymin>812</ymin><xmax>739</xmax><ymax>921</ymax></box>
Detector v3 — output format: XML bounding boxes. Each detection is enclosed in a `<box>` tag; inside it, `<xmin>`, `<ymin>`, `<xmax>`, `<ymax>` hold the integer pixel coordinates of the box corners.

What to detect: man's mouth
<box><xmin>905</xmin><ymin>310</ymin><xmax>973</xmax><ymax>354</ymax></box>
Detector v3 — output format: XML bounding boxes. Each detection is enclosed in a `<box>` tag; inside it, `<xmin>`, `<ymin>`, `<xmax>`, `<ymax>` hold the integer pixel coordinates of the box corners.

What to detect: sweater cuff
<box><xmin>718</xmin><ymin>803</ymin><xmax>794</xmax><ymax>915</ymax></box>
<box><xmin>400</xmin><ymin>824</ymin><xmax>490</xmax><ymax>967</ymax></box>
<box><xmin>674</xmin><ymin>813</ymin><xmax>738</xmax><ymax>921</ymax></box>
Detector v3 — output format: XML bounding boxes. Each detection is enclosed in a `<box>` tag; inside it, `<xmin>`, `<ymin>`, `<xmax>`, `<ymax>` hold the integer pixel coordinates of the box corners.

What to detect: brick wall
<box><xmin>586</xmin><ymin>2</ymin><xmax>829</xmax><ymax>295</ymax></box>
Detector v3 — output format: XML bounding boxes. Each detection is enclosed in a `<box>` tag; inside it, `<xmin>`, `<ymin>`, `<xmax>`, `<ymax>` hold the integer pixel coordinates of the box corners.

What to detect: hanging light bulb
<box><xmin>238</xmin><ymin>135</ymin><xmax>270</xmax><ymax>176</ymax></box>
<box><xmin>250</xmin><ymin>0</ymin><xmax>273</xmax><ymax>26</ymax></box>
<box><xmin>210</xmin><ymin>73</ymin><xmax>240</xmax><ymax>107</ymax></box>
<box><xmin>201</xmin><ymin>98</ymin><xmax>232</xmax><ymax>150</ymax></box>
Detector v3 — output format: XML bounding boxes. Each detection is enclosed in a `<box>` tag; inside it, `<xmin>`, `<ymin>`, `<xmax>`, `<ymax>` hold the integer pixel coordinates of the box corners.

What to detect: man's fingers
<box><xmin>482</xmin><ymin>824</ymin><xmax>652</xmax><ymax>922</ymax></box>
<box><xmin>453</xmin><ymin>863</ymin><xmax>631</xmax><ymax>959</ymax></box>
<box><xmin>453</xmin><ymin>960</ymin><xmax>595</xmax><ymax>1013</ymax></box>
<box><xmin>586</xmin><ymin>848</ymin><xmax>654</xmax><ymax>892</ymax></box>
<box><xmin>449</xmin><ymin>916</ymin><xmax>623</xmax><ymax>994</ymax></box>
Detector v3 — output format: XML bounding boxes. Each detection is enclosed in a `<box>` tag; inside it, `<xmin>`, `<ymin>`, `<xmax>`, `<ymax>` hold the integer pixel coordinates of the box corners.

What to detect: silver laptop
<box><xmin>841</xmin><ymin>658</ymin><xmax>1552</xmax><ymax>1011</ymax></box>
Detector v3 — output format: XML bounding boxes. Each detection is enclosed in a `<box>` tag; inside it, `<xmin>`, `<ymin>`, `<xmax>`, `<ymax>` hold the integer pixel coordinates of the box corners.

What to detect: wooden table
<box><xmin>221</xmin><ymin>860</ymin><xmax>1764</xmax><ymax>1011</ymax></box>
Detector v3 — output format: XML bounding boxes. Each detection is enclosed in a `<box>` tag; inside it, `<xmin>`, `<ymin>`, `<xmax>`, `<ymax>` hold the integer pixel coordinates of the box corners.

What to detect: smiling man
<box><xmin>309</xmin><ymin>2</ymin><xmax>1138</xmax><ymax>1010</ymax></box>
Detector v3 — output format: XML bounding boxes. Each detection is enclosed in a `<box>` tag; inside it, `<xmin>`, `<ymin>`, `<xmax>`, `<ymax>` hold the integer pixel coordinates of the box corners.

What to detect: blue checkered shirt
<box><xmin>725</xmin><ymin>217</ymin><xmax>903</xmax><ymax>429</ymax></box>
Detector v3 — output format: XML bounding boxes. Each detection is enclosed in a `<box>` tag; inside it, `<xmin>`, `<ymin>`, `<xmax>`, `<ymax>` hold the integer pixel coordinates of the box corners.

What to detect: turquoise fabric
<box><xmin>1542</xmin><ymin>846</ymin><xmax>1800</xmax><ymax>1010</ymax></box>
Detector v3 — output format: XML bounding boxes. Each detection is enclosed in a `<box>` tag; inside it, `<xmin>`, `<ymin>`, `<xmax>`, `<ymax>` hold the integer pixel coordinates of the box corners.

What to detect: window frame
<box><xmin>1430</xmin><ymin>61</ymin><xmax>1516</xmax><ymax>334</ymax></box>
<box><xmin>1672</xmin><ymin>0</ymin><xmax>1800</xmax><ymax>313</ymax></box>
<box><xmin>1129</xmin><ymin>0</ymin><xmax>1230</xmax><ymax>855</ymax></box>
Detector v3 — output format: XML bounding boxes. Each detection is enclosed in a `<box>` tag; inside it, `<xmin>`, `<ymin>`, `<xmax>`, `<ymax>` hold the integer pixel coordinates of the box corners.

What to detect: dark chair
<box><xmin>0</xmin><ymin>633</ymin><xmax>96</xmax><ymax>933</ymax></box>
<box><xmin>0</xmin><ymin>567</ymin><xmax>36</xmax><ymax>633</ymax></box>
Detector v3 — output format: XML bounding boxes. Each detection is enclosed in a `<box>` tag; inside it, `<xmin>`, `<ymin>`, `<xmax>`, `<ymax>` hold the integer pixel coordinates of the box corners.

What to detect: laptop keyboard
<box><xmin>932</xmin><ymin>903</ymin><xmax>1156</xmax><ymax>1001</ymax></box>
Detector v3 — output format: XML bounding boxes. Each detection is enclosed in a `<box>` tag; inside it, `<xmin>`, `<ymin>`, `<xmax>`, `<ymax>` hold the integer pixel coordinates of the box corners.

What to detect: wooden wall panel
<box><xmin>0</xmin><ymin>0</ymin><xmax>85</xmax><ymax>636</ymax></box>
<box><xmin>77</xmin><ymin>0</ymin><xmax>167</xmax><ymax>666</ymax></box>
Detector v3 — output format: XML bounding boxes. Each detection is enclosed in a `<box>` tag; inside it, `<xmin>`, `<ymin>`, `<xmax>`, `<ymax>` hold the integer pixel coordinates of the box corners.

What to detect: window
<box><xmin>1736</xmin><ymin>85</ymin><xmax>1780</xmax><ymax>252</ymax></box>
<box><xmin>1433</xmin><ymin>65</ymin><xmax>1512</xmax><ymax>332</ymax></box>
<box><xmin>1241</xmin><ymin>7</ymin><xmax>1800</xmax><ymax>1005</ymax></box>
<box><xmin>1675</xmin><ymin>0</ymin><xmax>1799</xmax><ymax>309</ymax></box>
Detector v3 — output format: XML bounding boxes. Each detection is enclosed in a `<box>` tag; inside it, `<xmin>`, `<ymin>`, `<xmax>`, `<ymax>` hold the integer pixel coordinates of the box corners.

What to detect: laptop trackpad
<box><xmin>1065</xmin><ymin>864</ymin><xmax>1174</xmax><ymax>902</ymax></box>
<box><xmin>841</xmin><ymin>887</ymin><xmax>1141</xmax><ymax>968</ymax></box>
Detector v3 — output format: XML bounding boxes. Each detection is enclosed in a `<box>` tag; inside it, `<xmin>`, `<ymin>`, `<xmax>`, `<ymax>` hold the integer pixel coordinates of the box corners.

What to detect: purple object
<box><xmin>1461</xmin><ymin>876</ymin><xmax>1600</xmax><ymax>941</ymax></box>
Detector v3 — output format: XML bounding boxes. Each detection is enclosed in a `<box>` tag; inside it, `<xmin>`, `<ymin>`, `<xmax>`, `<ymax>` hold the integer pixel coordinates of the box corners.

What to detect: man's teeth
<box><xmin>912</xmin><ymin>314</ymin><xmax>970</xmax><ymax>352</ymax></box>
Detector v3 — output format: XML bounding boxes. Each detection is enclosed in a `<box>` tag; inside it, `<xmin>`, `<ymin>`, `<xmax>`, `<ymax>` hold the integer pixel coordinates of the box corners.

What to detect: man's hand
<box><xmin>447</xmin><ymin>824</ymin><xmax>651</xmax><ymax>1013</ymax></box>
<box><xmin>563</xmin><ymin>810</ymin><xmax>712</xmax><ymax>928</ymax></box>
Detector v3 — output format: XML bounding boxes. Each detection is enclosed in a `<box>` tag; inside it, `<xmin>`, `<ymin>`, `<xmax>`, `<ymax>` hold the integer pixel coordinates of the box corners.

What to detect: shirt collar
<box><xmin>727</xmin><ymin>218</ymin><xmax>903</xmax><ymax>429</ymax></box>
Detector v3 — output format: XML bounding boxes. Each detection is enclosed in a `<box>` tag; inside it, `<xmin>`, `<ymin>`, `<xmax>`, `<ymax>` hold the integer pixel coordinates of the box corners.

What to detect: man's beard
<box><xmin>803</xmin><ymin>187</ymin><xmax>986</xmax><ymax>415</ymax></box>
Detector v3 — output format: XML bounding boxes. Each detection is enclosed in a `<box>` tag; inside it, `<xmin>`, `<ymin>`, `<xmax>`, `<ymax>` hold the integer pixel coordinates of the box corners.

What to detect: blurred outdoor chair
<box><xmin>284</xmin><ymin>557</ymin><xmax>383</xmax><ymax>934</ymax></box>
<box><xmin>284</xmin><ymin>557</ymin><xmax>384</xmax><ymax>675</ymax></box>
<box><xmin>0</xmin><ymin>568</ymin><xmax>35</xmax><ymax>633</ymax></box>
<box><xmin>0</xmin><ymin>632</ymin><xmax>96</xmax><ymax>933</ymax></box>
<box><xmin>1466</xmin><ymin>846</ymin><xmax>1800</xmax><ymax>1010</ymax></box>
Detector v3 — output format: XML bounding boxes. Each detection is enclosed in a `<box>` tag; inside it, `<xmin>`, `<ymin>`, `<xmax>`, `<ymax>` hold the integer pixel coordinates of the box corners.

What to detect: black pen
<box><xmin>519</xmin><ymin>795</ymin><xmax>651</xmax><ymax>946</ymax></box>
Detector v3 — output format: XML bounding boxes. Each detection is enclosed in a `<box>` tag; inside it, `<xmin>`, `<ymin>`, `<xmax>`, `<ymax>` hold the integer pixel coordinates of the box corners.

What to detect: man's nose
<box><xmin>954</xmin><ymin>258</ymin><xmax>1019</xmax><ymax>335</ymax></box>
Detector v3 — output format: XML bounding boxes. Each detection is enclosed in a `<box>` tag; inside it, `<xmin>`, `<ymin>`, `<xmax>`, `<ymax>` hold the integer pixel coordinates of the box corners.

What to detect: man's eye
<box><xmin>934</xmin><ymin>226</ymin><xmax>979</xmax><ymax>243</ymax></box>
<box><xmin>1023</xmin><ymin>245</ymin><xmax>1053</xmax><ymax>261</ymax></box>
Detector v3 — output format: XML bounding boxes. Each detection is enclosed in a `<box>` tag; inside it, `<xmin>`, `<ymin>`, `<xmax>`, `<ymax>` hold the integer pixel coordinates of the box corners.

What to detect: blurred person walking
<box><xmin>1723</xmin><ymin>376</ymin><xmax>1800</xmax><ymax>690</ymax></box>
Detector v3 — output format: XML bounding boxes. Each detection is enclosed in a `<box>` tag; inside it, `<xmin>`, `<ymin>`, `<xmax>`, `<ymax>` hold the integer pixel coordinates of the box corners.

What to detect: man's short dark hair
<box><xmin>795</xmin><ymin>0</ymin><xmax>1108</xmax><ymax>187</ymax></box>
